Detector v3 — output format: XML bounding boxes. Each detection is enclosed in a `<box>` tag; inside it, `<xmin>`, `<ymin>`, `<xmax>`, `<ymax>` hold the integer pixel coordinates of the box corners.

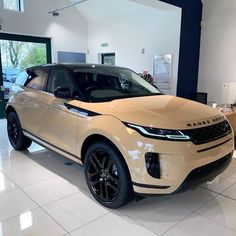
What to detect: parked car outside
<box><xmin>3</xmin><ymin>68</ymin><xmax>21</xmax><ymax>83</ymax></box>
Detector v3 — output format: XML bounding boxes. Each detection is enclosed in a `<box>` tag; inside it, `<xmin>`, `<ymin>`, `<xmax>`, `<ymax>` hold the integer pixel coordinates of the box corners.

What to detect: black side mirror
<box><xmin>54</xmin><ymin>87</ymin><xmax>72</xmax><ymax>99</ymax></box>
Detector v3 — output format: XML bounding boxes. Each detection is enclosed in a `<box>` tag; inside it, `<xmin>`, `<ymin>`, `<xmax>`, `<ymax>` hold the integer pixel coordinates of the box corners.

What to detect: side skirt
<box><xmin>23</xmin><ymin>130</ymin><xmax>83</xmax><ymax>166</ymax></box>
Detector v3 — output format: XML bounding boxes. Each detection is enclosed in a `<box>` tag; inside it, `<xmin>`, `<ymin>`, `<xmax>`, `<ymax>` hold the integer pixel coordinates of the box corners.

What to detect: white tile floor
<box><xmin>0</xmin><ymin>119</ymin><xmax>236</xmax><ymax>236</ymax></box>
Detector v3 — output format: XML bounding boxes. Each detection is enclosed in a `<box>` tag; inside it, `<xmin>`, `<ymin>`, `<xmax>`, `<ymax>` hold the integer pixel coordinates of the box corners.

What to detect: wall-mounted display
<box><xmin>153</xmin><ymin>54</ymin><xmax>172</xmax><ymax>90</ymax></box>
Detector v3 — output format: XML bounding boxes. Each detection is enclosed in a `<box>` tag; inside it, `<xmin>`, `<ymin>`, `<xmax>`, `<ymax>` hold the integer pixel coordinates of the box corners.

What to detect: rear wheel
<box><xmin>7</xmin><ymin>112</ymin><xmax>32</xmax><ymax>150</ymax></box>
<box><xmin>84</xmin><ymin>142</ymin><xmax>133</xmax><ymax>208</ymax></box>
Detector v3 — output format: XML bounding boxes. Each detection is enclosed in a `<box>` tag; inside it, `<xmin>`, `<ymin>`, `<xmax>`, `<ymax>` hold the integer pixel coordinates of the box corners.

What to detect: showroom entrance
<box><xmin>0</xmin><ymin>33</ymin><xmax>52</xmax><ymax>118</ymax></box>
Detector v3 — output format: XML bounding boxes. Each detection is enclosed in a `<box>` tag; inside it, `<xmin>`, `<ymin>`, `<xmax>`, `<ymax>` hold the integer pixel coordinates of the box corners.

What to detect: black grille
<box><xmin>183</xmin><ymin>120</ymin><xmax>232</xmax><ymax>145</ymax></box>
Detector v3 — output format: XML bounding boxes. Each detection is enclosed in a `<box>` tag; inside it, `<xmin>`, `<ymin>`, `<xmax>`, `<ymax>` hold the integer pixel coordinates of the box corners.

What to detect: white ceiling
<box><xmin>70</xmin><ymin>0</ymin><xmax>179</xmax><ymax>22</ymax></box>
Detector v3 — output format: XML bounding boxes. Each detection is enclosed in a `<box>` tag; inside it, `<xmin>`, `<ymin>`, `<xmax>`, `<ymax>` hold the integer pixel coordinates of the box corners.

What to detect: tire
<box><xmin>84</xmin><ymin>142</ymin><xmax>134</xmax><ymax>209</ymax></box>
<box><xmin>7</xmin><ymin>112</ymin><xmax>32</xmax><ymax>150</ymax></box>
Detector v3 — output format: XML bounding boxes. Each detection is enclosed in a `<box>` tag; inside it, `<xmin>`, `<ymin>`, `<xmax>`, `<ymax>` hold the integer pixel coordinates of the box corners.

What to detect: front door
<box><xmin>38</xmin><ymin>68</ymin><xmax>79</xmax><ymax>156</ymax></box>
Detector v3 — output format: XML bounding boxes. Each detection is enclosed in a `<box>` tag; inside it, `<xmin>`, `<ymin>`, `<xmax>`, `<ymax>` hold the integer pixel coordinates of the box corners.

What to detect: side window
<box><xmin>25</xmin><ymin>69</ymin><xmax>47</xmax><ymax>91</ymax></box>
<box><xmin>47</xmin><ymin>69</ymin><xmax>74</xmax><ymax>94</ymax></box>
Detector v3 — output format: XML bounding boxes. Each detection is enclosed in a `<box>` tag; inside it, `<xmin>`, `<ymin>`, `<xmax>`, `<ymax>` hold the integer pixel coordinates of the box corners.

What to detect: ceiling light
<box><xmin>52</xmin><ymin>11</ymin><xmax>59</xmax><ymax>17</ymax></box>
<box><xmin>48</xmin><ymin>0</ymin><xmax>87</xmax><ymax>16</ymax></box>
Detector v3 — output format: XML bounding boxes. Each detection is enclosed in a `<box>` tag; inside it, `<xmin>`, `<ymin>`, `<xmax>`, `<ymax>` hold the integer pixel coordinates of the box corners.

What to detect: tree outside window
<box><xmin>1</xmin><ymin>40</ymin><xmax>47</xmax><ymax>69</ymax></box>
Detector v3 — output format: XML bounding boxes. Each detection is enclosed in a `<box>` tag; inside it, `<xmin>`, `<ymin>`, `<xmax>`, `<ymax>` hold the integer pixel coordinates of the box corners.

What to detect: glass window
<box><xmin>4</xmin><ymin>0</ymin><xmax>24</xmax><ymax>12</ymax></box>
<box><xmin>25</xmin><ymin>69</ymin><xmax>47</xmax><ymax>91</ymax></box>
<box><xmin>47</xmin><ymin>69</ymin><xmax>74</xmax><ymax>94</ymax></box>
<box><xmin>72</xmin><ymin>67</ymin><xmax>161</xmax><ymax>102</ymax></box>
<box><xmin>15</xmin><ymin>70</ymin><xmax>28</xmax><ymax>86</ymax></box>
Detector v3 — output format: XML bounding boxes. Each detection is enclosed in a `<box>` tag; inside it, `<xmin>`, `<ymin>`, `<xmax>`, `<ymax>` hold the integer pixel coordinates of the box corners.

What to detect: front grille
<box><xmin>183</xmin><ymin>120</ymin><xmax>232</xmax><ymax>145</ymax></box>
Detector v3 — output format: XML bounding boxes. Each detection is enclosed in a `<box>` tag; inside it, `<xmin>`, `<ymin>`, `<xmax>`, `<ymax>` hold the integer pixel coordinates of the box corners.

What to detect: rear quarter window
<box><xmin>25</xmin><ymin>69</ymin><xmax>47</xmax><ymax>91</ymax></box>
<box><xmin>15</xmin><ymin>71</ymin><xmax>28</xmax><ymax>86</ymax></box>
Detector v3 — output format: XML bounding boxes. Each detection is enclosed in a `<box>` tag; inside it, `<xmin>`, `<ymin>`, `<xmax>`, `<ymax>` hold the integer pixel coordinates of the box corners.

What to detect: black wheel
<box><xmin>84</xmin><ymin>142</ymin><xmax>134</xmax><ymax>209</ymax></box>
<box><xmin>7</xmin><ymin>112</ymin><xmax>32</xmax><ymax>150</ymax></box>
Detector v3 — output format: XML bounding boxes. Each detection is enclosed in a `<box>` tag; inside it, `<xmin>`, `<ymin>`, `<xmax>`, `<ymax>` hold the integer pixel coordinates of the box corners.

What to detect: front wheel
<box><xmin>7</xmin><ymin>112</ymin><xmax>32</xmax><ymax>150</ymax></box>
<box><xmin>84</xmin><ymin>142</ymin><xmax>134</xmax><ymax>209</ymax></box>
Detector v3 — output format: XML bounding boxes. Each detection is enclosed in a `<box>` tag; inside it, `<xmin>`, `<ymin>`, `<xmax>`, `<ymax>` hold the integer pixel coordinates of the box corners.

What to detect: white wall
<box><xmin>0</xmin><ymin>0</ymin><xmax>181</xmax><ymax>95</ymax></box>
<box><xmin>198</xmin><ymin>0</ymin><xmax>236</xmax><ymax>104</ymax></box>
<box><xmin>87</xmin><ymin>6</ymin><xmax>181</xmax><ymax>95</ymax></box>
<box><xmin>0</xmin><ymin>0</ymin><xmax>88</xmax><ymax>62</ymax></box>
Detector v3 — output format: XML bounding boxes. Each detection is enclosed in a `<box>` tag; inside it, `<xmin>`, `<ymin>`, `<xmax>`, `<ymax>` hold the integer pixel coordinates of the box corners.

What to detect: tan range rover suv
<box><xmin>6</xmin><ymin>64</ymin><xmax>234</xmax><ymax>208</ymax></box>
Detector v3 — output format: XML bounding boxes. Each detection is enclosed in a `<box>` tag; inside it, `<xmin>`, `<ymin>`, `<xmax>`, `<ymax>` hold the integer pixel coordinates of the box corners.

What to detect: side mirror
<box><xmin>54</xmin><ymin>87</ymin><xmax>72</xmax><ymax>99</ymax></box>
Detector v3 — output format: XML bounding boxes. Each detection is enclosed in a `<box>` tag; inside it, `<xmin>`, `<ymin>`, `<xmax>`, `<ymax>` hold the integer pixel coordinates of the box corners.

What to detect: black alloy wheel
<box><xmin>7</xmin><ymin>112</ymin><xmax>32</xmax><ymax>150</ymax></box>
<box><xmin>87</xmin><ymin>150</ymin><xmax>120</xmax><ymax>202</ymax></box>
<box><xmin>84</xmin><ymin>142</ymin><xmax>133</xmax><ymax>208</ymax></box>
<box><xmin>7</xmin><ymin>114</ymin><xmax>19</xmax><ymax>147</ymax></box>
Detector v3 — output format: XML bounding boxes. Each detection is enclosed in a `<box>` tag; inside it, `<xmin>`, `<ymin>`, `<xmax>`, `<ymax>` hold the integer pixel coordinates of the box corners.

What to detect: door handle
<box><xmin>64</xmin><ymin>103</ymin><xmax>79</xmax><ymax>112</ymax></box>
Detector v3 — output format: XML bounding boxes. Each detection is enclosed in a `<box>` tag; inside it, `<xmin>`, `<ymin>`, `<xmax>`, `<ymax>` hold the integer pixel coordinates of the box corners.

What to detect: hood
<box><xmin>70</xmin><ymin>95</ymin><xmax>224</xmax><ymax>130</ymax></box>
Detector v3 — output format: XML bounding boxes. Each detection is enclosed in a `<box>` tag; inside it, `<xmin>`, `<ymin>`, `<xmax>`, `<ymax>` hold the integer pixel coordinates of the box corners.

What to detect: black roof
<box><xmin>26</xmin><ymin>63</ymin><xmax>128</xmax><ymax>72</ymax></box>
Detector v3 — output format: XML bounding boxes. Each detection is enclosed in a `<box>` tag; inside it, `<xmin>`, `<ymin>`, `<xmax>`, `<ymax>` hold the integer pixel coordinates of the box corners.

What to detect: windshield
<box><xmin>72</xmin><ymin>67</ymin><xmax>162</xmax><ymax>102</ymax></box>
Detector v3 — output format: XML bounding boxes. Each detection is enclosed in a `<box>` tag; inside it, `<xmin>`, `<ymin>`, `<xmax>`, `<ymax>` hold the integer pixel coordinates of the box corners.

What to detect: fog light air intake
<box><xmin>145</xmin><ymin>153</ymin><xmax>161</xmax><ymax>179</ymax></box>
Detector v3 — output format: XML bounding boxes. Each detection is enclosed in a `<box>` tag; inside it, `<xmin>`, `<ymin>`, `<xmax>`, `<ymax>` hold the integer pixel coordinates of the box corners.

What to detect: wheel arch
<box><xmin>81</xmin><ymin>134</ymin><xmax>121</xmax><ymax>163</ymax></box>
<box><xmin>5</xmin><ymin>105</ymin><xmax>16</xmax><ymax>117</ymax></box>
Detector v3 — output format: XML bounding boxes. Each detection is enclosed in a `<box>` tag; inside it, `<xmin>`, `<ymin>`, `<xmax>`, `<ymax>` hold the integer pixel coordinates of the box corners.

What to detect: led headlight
<box><xmin>126</xmin><ymin>123</ymin><xmax>190</xmax><ymax>141</ymax></box>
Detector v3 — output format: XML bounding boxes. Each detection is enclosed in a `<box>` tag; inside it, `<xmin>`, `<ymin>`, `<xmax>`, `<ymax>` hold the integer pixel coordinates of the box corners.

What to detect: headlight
<box><xmin>126</xmin><ymin>123</ymin><xmax>190</xmax><ymax>141</ymax></box>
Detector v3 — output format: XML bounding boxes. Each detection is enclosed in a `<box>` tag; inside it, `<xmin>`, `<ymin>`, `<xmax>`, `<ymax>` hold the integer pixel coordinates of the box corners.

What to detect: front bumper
<box><xmin>174</xmin><ymin>152</ymin><xmax>232</xmax><ymax>193</ymax></box>
<box><xmin>115</xmin><ymin>127</ymin><xmax>234</xmax><ymax>195</ymax></box>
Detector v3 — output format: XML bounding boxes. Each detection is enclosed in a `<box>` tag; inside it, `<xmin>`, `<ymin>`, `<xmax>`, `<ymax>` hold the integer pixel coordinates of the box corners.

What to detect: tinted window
<box><xmin>72</xmin><ymin>68</ymin><xmax>161</xmax><ymax>102</ymax></box>
<box><xmin>47</xmin><ymin>69</ymin><xmax>74</xmax><ymax>94</ymax></box>
<box><xmin>25</xmin><ymin>69</ymin><xmax>47</xmax><ymax>91</ymax></box>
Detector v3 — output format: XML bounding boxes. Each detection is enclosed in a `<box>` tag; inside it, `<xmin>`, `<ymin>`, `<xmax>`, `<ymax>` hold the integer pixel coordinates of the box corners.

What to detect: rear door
<box><xmin>18</xmin><ymin>68</ymin><xmax>49</xmax><ymax>135</ymax></box>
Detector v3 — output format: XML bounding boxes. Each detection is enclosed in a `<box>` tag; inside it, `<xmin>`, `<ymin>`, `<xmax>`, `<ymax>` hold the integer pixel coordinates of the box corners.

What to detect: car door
<box><xmin>38</xmin><ymin>68</ymin><xmax>79</xmax><ymax>156</ymax></box>
<box><xmin>18</xmin><ymin>68</ymin><xmax>49</xmax><ymax>135</ymax></box>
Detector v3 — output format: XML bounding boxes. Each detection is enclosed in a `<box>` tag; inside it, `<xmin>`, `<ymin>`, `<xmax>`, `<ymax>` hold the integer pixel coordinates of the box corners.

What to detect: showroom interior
<box><xmin>0</xmin><ymin>0</ymin><xmax>236</xmax><ymax>235</ymax></box>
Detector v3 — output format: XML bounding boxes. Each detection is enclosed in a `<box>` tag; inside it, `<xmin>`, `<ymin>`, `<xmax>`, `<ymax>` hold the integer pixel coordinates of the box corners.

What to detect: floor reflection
<box><xmin>20</xmin><ymin>211</ymin><xmax>32</xmax><ymax>230</ymax></box>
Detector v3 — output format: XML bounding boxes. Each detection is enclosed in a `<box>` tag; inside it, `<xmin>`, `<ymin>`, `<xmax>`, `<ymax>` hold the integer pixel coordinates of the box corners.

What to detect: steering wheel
<box><xmin>84</xmin><ymin>86</ymin><xmax>98</xmax><ymax>101</ymax></box>
<box><xmin>85</xmin><ymin>86</ymin><xmax>97</xmax><ymax>94</ymax></box>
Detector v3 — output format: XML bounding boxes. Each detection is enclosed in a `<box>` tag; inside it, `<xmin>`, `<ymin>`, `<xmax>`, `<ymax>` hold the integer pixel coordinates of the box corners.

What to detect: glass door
<box><xmin>0</xmin><ymin>47</ymin><xmax>4</xmax><ymax>118</ymax></box>
<box><xmin>0</xmin><ymin>33</ymin><xmax>51</xmax><ymax>118</ymax></box>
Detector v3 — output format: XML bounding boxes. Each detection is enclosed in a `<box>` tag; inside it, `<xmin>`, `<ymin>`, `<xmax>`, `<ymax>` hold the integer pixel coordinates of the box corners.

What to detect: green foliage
<box><xmin>21</xmin><ymin>46</ymin><xmax>47</xmax><ymax>69</ymax></box>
